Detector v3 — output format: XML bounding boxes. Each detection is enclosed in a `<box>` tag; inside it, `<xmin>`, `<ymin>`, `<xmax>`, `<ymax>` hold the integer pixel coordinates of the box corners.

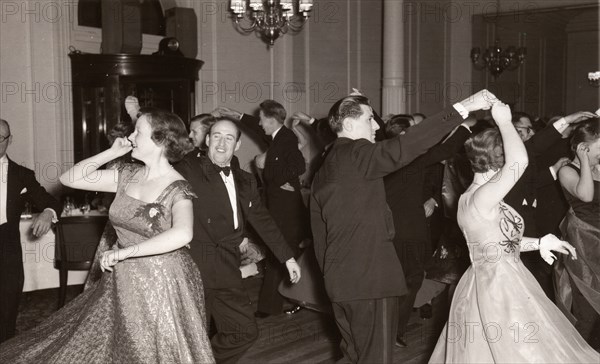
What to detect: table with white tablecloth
<box><xmin>20</xmin><ymin>216</ymin><xmax>88</xmax><ymax>292</ymax></box>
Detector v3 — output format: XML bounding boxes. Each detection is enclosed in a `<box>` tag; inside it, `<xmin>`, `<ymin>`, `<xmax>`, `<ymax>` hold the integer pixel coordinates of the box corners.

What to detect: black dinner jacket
<box><xmin>504</xmin><ymin>125</ymin><xmax>562</xmax><ymax>237</ymax></box>
<box><xmin>239</xmin><ymin>114</ymin><xmax>306</xmax><ymax>197</ymax></box>
<box><xmin>385</xmin><ymin>125</ymin><xmax>471</xmax><ymax>243</ymax></box>
<box><xmin>310</xmin><ymin>106</ymin><xmax>464</xmax><ymax>302</ymax></box>
<box><xmin>174</xmin><ymin>153</ymin><xmax>294</xmax><ymax>289</ymax></box>
<box><xmin>2</xmin><ymin>158</ymin><xmax>61</xmax><ymax>248</ymax></box>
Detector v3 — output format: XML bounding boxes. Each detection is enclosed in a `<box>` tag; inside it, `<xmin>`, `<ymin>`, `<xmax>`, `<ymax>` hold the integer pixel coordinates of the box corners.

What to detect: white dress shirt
<box><xmin>0</xmin><ymin>154</ymin><xmax>7</xmax><ymax>225</ymax></box>
<box><xmin>219</xmin><ymin>169</ymin><xmax>239</xmax><ymax>229</ymax></box>
<box><xmin>271</xmin><ymin>125</ymin><xmax>283</xmax><ymax>140</ymax></box>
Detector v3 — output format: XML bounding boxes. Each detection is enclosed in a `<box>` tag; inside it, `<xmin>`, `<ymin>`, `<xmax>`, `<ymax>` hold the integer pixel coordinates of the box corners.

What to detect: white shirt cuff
<box><xmin>44</xmin><ymin>207</ymin><xmax>59</xmax><ymax>223</ymax></box>
<box><xmin>453</xmin><ymin>103</ymin><xmax>469</xmax><ymax>120</ymax></box>
<box><xmin>549</xmin><ymin>166</ymin><xmax>558</xmax><ymax>180</ymax></box>
<box><xmin>309</xmin><ymin>118</ymin><xmax>316</xmax><ymax>125</ymax></box>
<box><xmin>553</xmin><ymin>117</ymin><xmax>568</xmax><ymax>133</ymax></box>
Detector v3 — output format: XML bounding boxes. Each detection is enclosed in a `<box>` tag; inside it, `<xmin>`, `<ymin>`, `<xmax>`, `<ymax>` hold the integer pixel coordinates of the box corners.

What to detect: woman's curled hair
<box><xmin>138</xmin><ymin>107</ymin><xmax>193</xmax><ymax>162</ymax></box>
<box><xmin>464</xmin><ymin>128</ymin><xmax>505</xmax><ymax>173</ymax></box>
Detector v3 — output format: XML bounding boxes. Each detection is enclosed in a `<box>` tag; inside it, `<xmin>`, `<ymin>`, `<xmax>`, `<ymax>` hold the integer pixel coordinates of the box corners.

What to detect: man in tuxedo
<box><xmin>0</xmin><ymin>119</ymin><xmax>61</xmax><ymax>342</ymax></box>
<box><xmin>175</xmin><ymin>119</ymin><xmax>301</xmax><ymax>364</ymax></box>
<box><xmin>505</xmin><ymin>111</ymin><xmax>592</xmax><ymax>300</ymax></box>
<box><xmin>384</xmin><ymin>117</ymin><xmax>475</xmax><ymax>347</ymax></box>
<box><xmin>310</xmin><ymin>90</ymin><xmax>497</xmax><ymax>363</ymax></box>
<box><xmin>215</xmin><ymin>101</ymin><xmax>309</xmax><ymax>317</ymax></box>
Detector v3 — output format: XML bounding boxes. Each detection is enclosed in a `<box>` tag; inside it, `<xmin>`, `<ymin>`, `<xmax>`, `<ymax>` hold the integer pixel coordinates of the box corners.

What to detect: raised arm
<box><xmin>472</xmin><ymin>102</ymin><xmax>529</xmax><ymax>215</ymax></box>
<box><xmin>213</xmin><ymin>106</ymin><xmax>270</xmax><ymax>148</ymax></box>
<box><xmin>418</xmin><ymin>123</ymin><xmax>473</xmax><ymax>167</ymax></box>
<box><xmin>100</xmin><ymin>198</ymin><xmax>194</xmax><ymax>271</ymax></box>
<box><xmin>528</xmin><ymin>111</ymin><xmax>597</xmax><ymax>157</ymax></box>
<box><xmin>559</xmin><ymin>143</ymin><xmax>595</xmax><ymax>202</ymax></box>
<box><xmin>59</xmin><ymin>137</ymin><xmax>132</xmax><ymax>193</ymax></box>
<box><xmin>357</xmin><ymin>89</ymin><xmax>497</xmax><ymax>179</ymax></box>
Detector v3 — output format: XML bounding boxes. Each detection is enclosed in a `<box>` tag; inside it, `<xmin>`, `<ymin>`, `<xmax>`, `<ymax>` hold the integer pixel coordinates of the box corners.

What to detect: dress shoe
<box><xmin>395</xmin><ymin>337</ymin><xmax>408</xmax><ymax>348</ymax></box>
<box><xmin>254</xmin><ymin>311</ymin><xmax>270</xmax><ymax>318</ymax></box>
<box><xmin>284</xmin><ymin>305</ymin><xmax>303</xmax><ymax>315</ymax></box>
<box><xmin>419</xmin><ymin>303</ymin><xmax>432</xmax><ymax>320</ymax></box>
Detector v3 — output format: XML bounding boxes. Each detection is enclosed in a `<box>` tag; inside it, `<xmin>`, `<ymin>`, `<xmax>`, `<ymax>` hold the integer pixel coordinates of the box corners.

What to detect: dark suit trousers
<box><xmin>205</xmin><ymin>287</ymin><xmax>259</xmax><ymax>364</ymax></box>
<box><xmin>257</xmin><ymin>252</ymin><xmax>287</xmax><ymax>314</ymax></box>
<box><xmin>332</xmin><ymin>297</ymin><xmax>399</xmax><ymax>364</ymax></box>
<box><xmin>257</xmin><ymin>194</ymin><xmax>307</xmax><ymax>314</ymax></box>
<box><xmin>0</xmin><ymin>225</ymin><xmax>24</xmax><ymax>343</ymax></box>
<box><xmin>394</xmin><ymin>239</ymin><xmax>426</xmax><ymax>337</ymax></box>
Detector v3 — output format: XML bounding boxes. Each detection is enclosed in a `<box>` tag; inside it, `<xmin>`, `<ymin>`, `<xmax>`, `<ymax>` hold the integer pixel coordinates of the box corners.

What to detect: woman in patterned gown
<box><xmin>0</xmin><ymin>108</ymin><xmax>215</xmax><ymax>363</ymax></box>
<box><xmin>429</xmin><ymin>102</ymin><xmax>599</xmax><ymax>363</ymax></box>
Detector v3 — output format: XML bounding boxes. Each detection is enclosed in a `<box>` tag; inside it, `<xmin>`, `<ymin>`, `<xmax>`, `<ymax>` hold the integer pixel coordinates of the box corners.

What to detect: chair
<box><xmin>54</xmin><ymin>215</ymin><xmax>108</xmax><ymax>308</ymax></box>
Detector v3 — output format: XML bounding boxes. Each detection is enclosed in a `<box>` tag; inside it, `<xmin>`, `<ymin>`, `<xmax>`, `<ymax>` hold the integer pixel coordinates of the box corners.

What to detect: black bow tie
<box><xmin>214</xmin><ymin>164</ymin><xmax>231</xmax><ymax>176</ymax></box>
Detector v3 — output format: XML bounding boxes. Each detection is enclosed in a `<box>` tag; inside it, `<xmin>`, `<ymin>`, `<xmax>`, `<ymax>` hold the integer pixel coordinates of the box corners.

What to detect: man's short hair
<box><xmin>385</xmin><ymin>114</ymin><xmax>413</xmax><ymax>138</ymax></box>
<box><xmin>259</xmin><ymin>100</ymin><xmax>286</xmax><ymax>124</ymax></box>
<box><xmin>190</xmin><ymin>113</ymin><xmax>216</xmax><ymax>129</ymax></box>
<box><xmin>328</xmin><ymin>95</ymin><xmax>370</xmax><ymax>134</ymax></box>
<box><xmin>511</xmin><ymin>111</ymin><xmax>533</xmax><ymax>125</ymax></box>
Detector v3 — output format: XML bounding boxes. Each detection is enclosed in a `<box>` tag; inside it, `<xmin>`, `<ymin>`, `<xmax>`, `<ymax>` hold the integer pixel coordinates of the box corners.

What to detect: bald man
<box><xmin>0</xmin><ymin>119</ymin><xmax>61</xmax><ymax>342</ymax></box>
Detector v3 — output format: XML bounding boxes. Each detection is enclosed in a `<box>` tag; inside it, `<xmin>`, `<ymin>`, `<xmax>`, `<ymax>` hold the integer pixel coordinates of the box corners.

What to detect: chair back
<box><xmin>55</xmin><ymin>215</ymin><xmax>109</xmax><ymax>270</ymax></box>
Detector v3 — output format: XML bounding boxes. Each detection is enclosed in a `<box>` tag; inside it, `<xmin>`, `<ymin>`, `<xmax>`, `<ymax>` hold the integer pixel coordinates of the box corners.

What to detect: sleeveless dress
<box><xmin>555</xmin><ymin>163</ymin><xmax>600</xmax><ymax>349</ymax></box>
<box><xmin>0</xmin><ymin>164</ymin><xmax>215</xmax><ymax>364</ymax></box>
<box><xmin>429</xmin><ymin>185</ymin><xmax>599</xmax><ymax>363</ymax></box>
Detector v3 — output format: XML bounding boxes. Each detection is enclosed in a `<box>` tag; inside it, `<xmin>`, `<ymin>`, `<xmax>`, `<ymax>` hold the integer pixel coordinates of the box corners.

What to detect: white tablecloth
<box><xmin>20</xmin><ymin>217</ymin><xmax>89</xmax><ymax>292</ymax></box>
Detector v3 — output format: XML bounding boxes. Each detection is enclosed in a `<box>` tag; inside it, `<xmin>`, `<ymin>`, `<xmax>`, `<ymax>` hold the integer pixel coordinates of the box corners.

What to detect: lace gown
<box><xmin>429</xmin><ymin>185</ymin><xmax>599</xmax><ymax>363</ymax></box>
<box><xmin>0</xmin><ymin>165</ymin><xmax>215</xmax><ymax>364</ymax></box>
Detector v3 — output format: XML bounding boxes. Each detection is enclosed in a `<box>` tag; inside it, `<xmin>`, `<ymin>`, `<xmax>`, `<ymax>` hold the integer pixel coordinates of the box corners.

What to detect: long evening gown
<box><xmin>555</xmin><ymin>163</ymin><xmax>600</xmax><ymax>350</ymax></box>
<box><xmin>0</xmin><ymin>164</ymin><xmax>215</xmax><ymax>363</ymax></box>
<box><xmin>429</xmin><ymin>185</ymin><xmax>599</xmax><ymax>363</ymax></box>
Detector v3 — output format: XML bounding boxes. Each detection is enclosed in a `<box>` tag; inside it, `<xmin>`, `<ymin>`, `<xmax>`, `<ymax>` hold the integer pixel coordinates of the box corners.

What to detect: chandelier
<box><xmin>471</xmin><ymin>40</ymin><xmax>527</xmax><ymax>79</ymax></box>
<box><xmin>229</xmin><ymin>0</ymin><xmax>313</xmax><ymax>47</ymax></box>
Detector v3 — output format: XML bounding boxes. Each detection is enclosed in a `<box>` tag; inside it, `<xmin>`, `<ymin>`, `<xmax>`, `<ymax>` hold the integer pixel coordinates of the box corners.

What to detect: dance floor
<box><xmin>16</xmin><ymin>275</ymin><xmax>449</xmax><ymax>363</ymax></box>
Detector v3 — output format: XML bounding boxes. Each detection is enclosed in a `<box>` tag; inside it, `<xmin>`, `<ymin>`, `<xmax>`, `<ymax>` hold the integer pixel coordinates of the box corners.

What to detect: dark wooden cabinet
<box><xmin>69</xmin><ymin>53</ymin><xmax>203</xmax><ymax>162</ymax></box>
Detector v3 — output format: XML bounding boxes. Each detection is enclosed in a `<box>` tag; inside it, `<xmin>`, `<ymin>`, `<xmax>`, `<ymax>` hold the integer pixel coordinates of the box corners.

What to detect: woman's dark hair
<box><xmin>570</xmin><ymin>118</ymin><xmax>600</xmax><ymax>153</ymax></box>
<box><xmin>465</xmin><ymin>128</ymin><xmax>505</xmax><ymax>173</ymax></box>
<box><xmin>107</xmin><ymin>122</ymin><xmax>133</xmax><ymax>145</ymax></box>
<box><xmin>385</xmin><ymin>114</ymin><xmax>413</xmax><ymax>138</ymax></box>
<box><xmin>138</xmin><ymin>107</ymin><xmax>193</xmax><ymax>162</ymax></box>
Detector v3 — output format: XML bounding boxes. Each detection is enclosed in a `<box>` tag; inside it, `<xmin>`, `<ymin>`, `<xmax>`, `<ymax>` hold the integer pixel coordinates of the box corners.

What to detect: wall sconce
<box><xmin>471</xmin><ymin>39</ymin><xmax>527</xmax><ymax>79</ymax></box>
<box><xmin>229</xmin><ymin>0</ymin><xmax>313</xmax><ymax>47</ymax></box>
